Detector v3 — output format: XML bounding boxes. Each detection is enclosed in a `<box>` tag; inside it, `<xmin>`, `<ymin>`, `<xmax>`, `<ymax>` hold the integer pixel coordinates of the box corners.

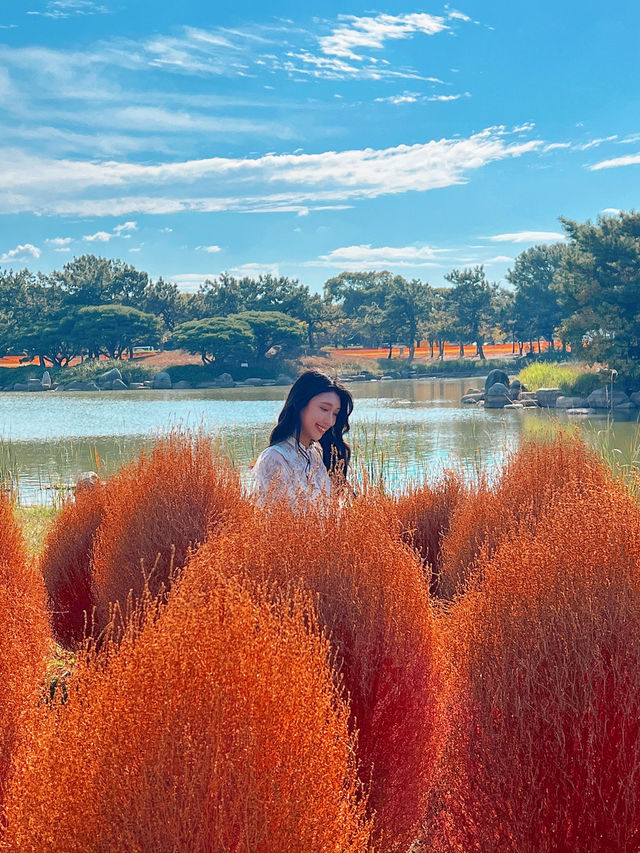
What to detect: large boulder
<box><xmin>586</xmin><ymin>387</ymin><xmax>632</xmax><ymax>409</ymax></box>
<box><xmin>111</xmin><ymin>378</ymin><xmax>128</xmax><ymax>390</ymax></box>
<box><xmin>485</xmin><ymin>382</ymin><xmax>511</xmax><ymax>408</ymax></box>
<box><xmin>214</xmin><ymin>373</ymin><xmax>234</xmax><ymax>388</ymax></box>
<box><xmin>12</xmin><ymin>382</ymin><xmax>29</xmax><ymax>391</ymax></box>
<box><xmin>484</xmin><ymin>369</ymin><xmax>510</xmax><ymax>395</ymax></box>
<box><xmin>41</xmin><ymin>371</ymin><xmax>52</xmax><ymax>389</ymax></box>
<box><xmin>275</xmin><ymin>373</ymin><xmax>295</xmax><ymax>386</ymax></box>
<box><xmin>172</xmin><ymin>380</ymin><xmax>192</xmax><ymax>389</ymax></box>
<box><xmin>556</xmin><ymin>395</ymin><xmax>589</xmax><ymax>409</ymax></box>
<box><xmin>27</xmin><ymin>378</ymin><xmax>44</xmax><ymax>392</ymax></box>
<box><xmin>152</xmin><ymin>371</ymin><xmax>172</xmax><ymax>390</ymax></box>
<box><xmin>244</xmin><ymin>377</ymin><xmax>265</xmax><ymax>386</ymax></box>
<box><xmin>536</xmin><ymin>387</ymin><xmax>562</xmax><ymax>408</ymax></box>
<box><xmin>461</xmin><ymin>392</ymin><xmax>484</xmax><ymax>404</ymax></box>
<box><xmin>96</xmin><ymin>367</ymin><xmax>123</xmax><ymax>387</ymax></box>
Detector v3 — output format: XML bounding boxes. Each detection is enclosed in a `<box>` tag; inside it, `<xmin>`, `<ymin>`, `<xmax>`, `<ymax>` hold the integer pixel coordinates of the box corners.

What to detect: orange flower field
<box><xmin>1</xmin><ymin>430</ymin><xmax>640</xmax><ymax>852</ymax></box>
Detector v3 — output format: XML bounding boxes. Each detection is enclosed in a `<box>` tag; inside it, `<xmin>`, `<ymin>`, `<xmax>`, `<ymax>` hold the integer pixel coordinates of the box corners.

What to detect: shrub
<box><xmin>39</xmin><ymin>484</ymin><xmax>106</xmax><ymax>648</ymax></box>
<box><xmin>430</xmin><ymin>479</ymin><xmax>640</xmax><ymax>852</ymax></box>
<box><xmin>91</xmin><ymin>430</ymin><xmax>246</xmax><ymax>633</ymax></box>
<box><xmin>4</xmin><ymin>570</ymin><xmax>371</xmax><ymax>853</ymax></box>
<box><xmin>198</xmin><ymin>495</ymin><xmax>442</xmax><ymax>852</ymax></box>
<box><xmin>394</xmin><ymin>471</ymin><xmax>467</xmax><ymax>592</ymax></box>
<box><xmin>439</xmin><ymin>431</ymin><xmax>609</xmax><ymax>598</ymax></box>
<box><xmin>0</xmin><ymin>492</ymin><xmax>50</xmax><ymax>806</ymax></box>
<box><xmin>518</xmin><ymin>362</ymin><xmax>601</xmax><ymax>395</ymax></box>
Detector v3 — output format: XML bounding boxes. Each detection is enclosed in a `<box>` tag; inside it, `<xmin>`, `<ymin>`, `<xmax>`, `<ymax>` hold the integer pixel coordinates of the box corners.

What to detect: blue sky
<box><xmin>0</xmin><ymin>0</ymin><xmax>639</xmax><ymax>293</ymax></box>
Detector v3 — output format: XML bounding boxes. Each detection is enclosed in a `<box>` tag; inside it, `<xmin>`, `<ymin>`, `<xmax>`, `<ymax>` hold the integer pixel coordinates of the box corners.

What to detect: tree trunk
<box><xmin>459</xmin><ymin>341</ymin><xmax>464</xmax><ymax>358</ymax></box>
<box><xmin>476</xmin><ymin>340</ymin><xmax>485</xmax><ymax>360</ymax></box>
<box><xmin>387</xmin><ymin>341</ymin><xmax>393</xmax><ymax>359</ymax></box>
<box><xmin>409</xmin><ymin>341</ymin><xmax>415</xmax><ymax>361</ymax></box>
<box><xmin>537</xmin><ymin>337</ymin><xmax>541</xmax><ymax>353</ymax></box>
<box><xmin>512</xmin><ymin>339</ymin><xmax>516</xmax><ymax>354</ymax></box>
<box><xmin>438</xmin><ymin>339</ymin><xmax>445</xmax><ymax>360</ymax></box>
<box><xmin>429</xmin><ymin>340</ymin><xmax>434</xmax><ymax>359</ymax></box>
<box><xmin>518</xmin><ymin>341</ymin><xmax>524</xmax><ymax>356</ymax></box>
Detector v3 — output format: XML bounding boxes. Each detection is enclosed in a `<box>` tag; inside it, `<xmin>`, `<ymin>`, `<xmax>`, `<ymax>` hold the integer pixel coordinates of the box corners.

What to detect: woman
<box><xmin>251</xmin><ymin>370</ymin><xmax>354</xmax><ymax>509</ymax></box>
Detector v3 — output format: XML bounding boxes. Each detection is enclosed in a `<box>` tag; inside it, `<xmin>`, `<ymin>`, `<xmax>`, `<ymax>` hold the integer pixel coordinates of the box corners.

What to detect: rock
<box><xmin>461</xmin><ymin>392</ymin><xmax>484</xmax><ymax>404</ymax></box>
<box><xmin>520</xmin><ymin>399</ymin><xmax>539</xmax><ymax>407</ymax></box>
<box><xmin>519</xmin><ymin>391</ymin><xmax>538</xmax><ymax>401</ymax></box>
<box><xmin>112</xmin><ymin>378</ymin><xmax>128</xmax><ymax>390</ymax></box>
<box><xmin>12</xmin><ymin>382</ymin><xmax>29</xmax><ymax>391</ymax></box>
<box><xmin>27</xmin><ymin>378</ymin><xmax>44</xmax><ymax>392</ymax></box>
<box><xmin>62</xmin><ymin>380</ymin><xmax>100</xmax><ymax>392</ymax></box>
<box><xmin>536</xmin><ymin>387</ymin><xmax>562</xmax><ymax>408</ymax></box>
<box><xmin>556</xmin><ymin>395</ymin><xmax>589</xmax><ymax>409</ymax></box>
<box><xmin>41</xmin><ymin>371</ymin><xmax>52</xmax><ymax>389</ymax></box>
<box><xmin>152</xmin><ymin>371</ymin><xmax>172</xmax><ymax>390</ymax></box>
<box><xmin>484</xmin><ymin>369</ymin><xmax>510</xmax><ymax>395</ymax></box>
<box><xmin>465</xmin><ymin>387</ymin><xmax>483</xmax><ymax>395</ymax></box>
<box><xmin>244</xmin><ymin>378</ymin><xmax>265</xmax><ymax>386</ymax></box>
<box><xmin>96</xmin><ymin>367</ymin><xmax>123</xmax><ymax>387</ymax></box>
<box><xmin>586</xmin><ymin>388</ymin><xmax>631</xmax><ymax>409</ymax></box>
<box><xmin>566</xmin><ymin>408</ymin><xmax>597</xmax><ymax>416</ymax></box>
<box><xmin>214</xmin><ymin>372</ymin><xmax>234</xmax><ymax>388</ymax></box>
<box><xmin>631</xmin><ymin>391</ymin><xmax>640</xmax><ymax>407</ymax></box>
<box><xmin>172</xmin><ymin>380</ymin><xmax>192</xmax><ymax>389</ymax></box>
<box><xmin>76</xmin><ymin>472</ymin><xmax>100</xmax><ymax>493</ymax></box>
<box><xmin>275</xmin><ymin>373</ymin><xmax>294</xmax><ymax>386</ymax></box>
<box><xmin>128</xmin><ymin>382</ymin><xmax>145</xmax><ymax>390</ymax></box>
<box><xmin>504</xmin><ymin>402</ymin><xmax>524</xmax><ymax>409</ymax></box>
<box><xmin>614</xmin><ymin>401</ymin><xmax>637</xmax><ymax>412</ymax></box>
<box><xmin>510</xmin><ymin>378</ymin><xmax>525</xmax><ymax>393</ymax></box>
<box><xmin>197</xmin><ymin>381</ymin><xmax>218</xmax><ymax>388</ymax></box>
<box><xmin>484</xmin><ymin>381</ymin><xmax>511</xmax><ymax>408</ymax></box>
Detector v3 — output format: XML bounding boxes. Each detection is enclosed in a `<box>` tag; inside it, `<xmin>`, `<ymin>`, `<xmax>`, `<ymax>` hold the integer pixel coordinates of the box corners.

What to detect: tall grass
<box><xmin>194</xmin><ymin>495</ymin><xmax>442</xmax><ymax>852</ymax></box>
<box><xmin>430</xmin><ymin>478</ymin><xmax>640</xmax><ymax>852</ymax></box>
<box><xmin>518</xmin><ymin>362</ymin><xmax>601</xmax><ymax>395</ymax></box>
<box><xmin>4</xmin><ymin>571</ymin><xmax>371</xmax><ymax>853</ymax></box>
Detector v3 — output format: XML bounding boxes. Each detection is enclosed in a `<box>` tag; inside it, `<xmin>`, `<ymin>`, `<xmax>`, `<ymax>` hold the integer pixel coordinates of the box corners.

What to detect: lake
<box><xmin>1</xmin><ymin>378</ymin><xmax>637</xmax><ymax>504</ymax></box>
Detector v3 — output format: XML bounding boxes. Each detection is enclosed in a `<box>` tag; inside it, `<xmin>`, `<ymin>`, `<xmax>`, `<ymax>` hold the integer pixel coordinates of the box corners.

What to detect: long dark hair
<box><xmin>269</xmin><ymin>370</ymin><xmax>353</xmax><ymax>479</ymax></box>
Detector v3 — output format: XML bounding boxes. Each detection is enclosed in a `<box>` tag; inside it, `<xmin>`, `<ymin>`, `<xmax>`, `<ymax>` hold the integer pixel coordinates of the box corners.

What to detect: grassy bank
<box><xmin>517</xmin><ymin>362</ymin><xmax>603</xmax><ymax>396</ymax></box>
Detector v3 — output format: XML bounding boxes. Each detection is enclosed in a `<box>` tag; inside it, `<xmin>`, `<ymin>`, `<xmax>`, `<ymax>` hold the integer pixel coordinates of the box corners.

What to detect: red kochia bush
<box><xmin>431</xmin><ymin>479</ymin><xmax>640</xmax><ymax>853</ymax></box>
<box><xmin>4</xmin><ymin>568</ymin><xmax>371</xmax><ymax>853</ymax></box>
<box><xmin>40</xmin><ymin>483</ymin><xmax>106</xmax><ymax>648</ymax></box>
<box><xmin>0</xmin><ymin>492</ymin><xmax>50</xmax><ymax>807</ymax></box>
<box><xmin>394</xmin><ymin>470</ymin><xmax>466</xmax><ymax>592</ymax></box>
<box><xmin>91</xmin><ymin>430</ymin><xmax>245</xmax><ymax>631</ymax></box>
<box><xmin>197</xmin><ymin>495</ymin><xmax>442</xmax><ymax>852</ymax></box>
<box><xmin>439</xmin><ymin>431</ymin><xmax>609</xmax><ymax>598</ymax></box>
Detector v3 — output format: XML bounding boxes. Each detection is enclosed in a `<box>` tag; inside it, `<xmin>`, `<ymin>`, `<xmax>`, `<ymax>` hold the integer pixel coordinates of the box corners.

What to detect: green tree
<box><xmin>384</xmin><ymin>277</ymin><xmax>433</xmax><ymax>360</ymax></box>
<box><xmin>235</xmin><ymin>310</ymin><xmax>306</xmax><ymax>362</ymax></box>
<box><xmin>73</xmin><ymin>305</ymin><xmax>162</xmax><ymax>359</ymax></box>
<box><xmin>50</xmin><ymin>255</ymin><xmax>148</xmax><ymax>306</ymax></box>
<box><xmin>172</xmin><ymin>316</ymin><xmax>255</xmax><ymax>366</ymax></box>
<box><xmin>142</xmin><ymin>278</ymin><xmax>188</xmax><ymax>333</ymax></box>
<box><xmin>445</xmin><ymin>266</ymin><xmax>497</xmax><ymax>359</ymax></box>
<box><xmin>506</xmin><ymin>243</ymin><xmax>568</xmax><ymax>350</ymax></box>
<box><xmin>554</xmin><ymin>212</ymin><xmax>640</xmax><ymax>368</ymax></box>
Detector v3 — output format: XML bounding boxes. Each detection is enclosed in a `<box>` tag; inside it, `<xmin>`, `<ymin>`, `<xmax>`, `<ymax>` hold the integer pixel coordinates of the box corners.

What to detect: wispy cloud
<box><xmin>310</xmin><ymin>243</ymin><xmax>444</xmax><ymax>268</ymax></box>
<box><xmin>589</xmin><ymin>152</ymin><xmax>640</xmax><ymax>171</ymax></box>
<box><xmin>228</xmin><ymin>262</ymin><xmax>280</xmax><ymax>277</ymax></box>
<box><xmin>196</xmin><ymin>245</ymin><xmax>222</xmax><ymax>253</ymax></box>
<box><xmin>488</xmin><ymin>230</ymin><xmax>565</xmax><ymax>243</ymax></box>
<box><xmin>45</xmin><ymin>236</ymin><xmax>72</xmax><ymax>246</ymax></box>
<box><xmin>374</xmin><ymin>90</ymin><xmax>468</xmax><ymax>105</ymax></box>
<box><xmin>27</xmin><ymin>0</ymin><xmax>110</xmax><ymax>19</ymax></box>
<box><xmin>601</xmin><ymin>207</ymin><xmax>621</xmax><ymax>215</ymax></box>
<box><xmin>113</xmin><ymin>221</ymin><xmax>137</xmax><ymax>233</ymax></box>
<box><xmin>318</xmin><ymin>12</ymin><xmax>451</xmax><ymax>60</ymax></box>
<box><xmin>0</xmin><ymin>126</ymin><xmax>542</xmax><ymax>217</ymax></box>
<box><xmin>83</xmin><ymin>230</ymin><xmax>112</xmax><ymax>242</ymax></box>
<box><xmin>0</xmin><ymin>243</ymin><xmax>41</xmax><ymax>263</ymax></box>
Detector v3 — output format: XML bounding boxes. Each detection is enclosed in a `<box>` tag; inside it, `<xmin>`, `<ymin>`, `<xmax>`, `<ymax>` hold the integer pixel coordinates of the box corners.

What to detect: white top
<box><xmin>250</xmin><ymin>435</ymin><xmax>331</xmax><ymax>509</ymax></box>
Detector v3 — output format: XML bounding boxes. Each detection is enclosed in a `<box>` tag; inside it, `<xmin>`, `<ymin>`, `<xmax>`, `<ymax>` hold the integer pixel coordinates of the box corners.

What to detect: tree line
<box><xmin>0</xmin><ymin>211</ymin><xmax>638</xmax><ymax>371</ymax></box>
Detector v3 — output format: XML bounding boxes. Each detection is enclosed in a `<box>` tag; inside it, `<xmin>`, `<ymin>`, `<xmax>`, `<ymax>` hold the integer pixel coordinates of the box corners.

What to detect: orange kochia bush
<box><xmin>3</xmin><ymin>567</ymin><xmax>371</xmax><ymax>853</ymax></box>
<box><xmin>0</xmin><ymin>492</ymin><xmax>50</xmax><ymax>807</ymax></box>
<box><xmin>430</xmin><ymin>478</ymin><xmax>640</xmax><ymax>853</ymax></box>
<box><xmin>91</xmin><ymin>430</ymin><xmax>246</xmax><ymax>632</ymax></box>
<box><xmin>40</xmin><ymin>482</ymin><xmax>107</xmax><ymax>648</ymax></box>
<box><xmin>194</xmin><ymin>495</ymin><xmax>442</xmax><ymax>852</ymax></box>
<box><xmin>438</xmin><ymin>431</ymin><xmax>609</xmax><ymax>598</ymax></box>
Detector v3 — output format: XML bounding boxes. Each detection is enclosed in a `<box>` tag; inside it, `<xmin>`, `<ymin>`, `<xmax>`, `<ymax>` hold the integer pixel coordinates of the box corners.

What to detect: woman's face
<box><xmin>299</xmin><ymin>391</ymin><xmax>341</xmax><ymax>446</ymax></box>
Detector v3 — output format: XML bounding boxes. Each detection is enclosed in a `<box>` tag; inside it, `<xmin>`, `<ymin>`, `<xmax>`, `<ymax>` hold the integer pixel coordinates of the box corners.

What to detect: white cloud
<box><xmin>311</xmin><ymin>243</ymin><xmax>443</xmax><ymax>268</ymax></box>
<box><xmin>228</xmin><ymin>262</ymin><xmax>280</xmax><ymax>277</ymax></box>
<box><xmin>54</xmin><ymin>247</ymin><xmax>71</xmax><ymax>252</ymax></box>
<box><xmin>601</xmin><ymin>207</ymin><xmax>621</xmax><ymax>215</ymax></box>
<box><xmin>83</xmin><ymin>230</ymin><xmax>112</xmax><ymax>242</ymax></box>
<box><xmin>589</xmin><ymin>153</ymin><xmax>640</xmax><ymax>171</ymax></box>
<box><xmin>45</xmin><ymin>236</ymin><xmax>72</xmax><ymax>246</ymax></box>
<box><xmin>170</xmin><ymin>273</ymin><xmax>219</xmax><ymax>292</ymax></box>
<box><xmin>0</xmin><ymin>243</ymin><xmax>41</xmax><ymax>263</ymax></box>
<box><xmin>0</xmin><ymin>126</ymin><xmax>542</xmax><ymax>217</ymax></box>
<box><xmin>196</xmin><ymin>245</ymin><xmax>222</xmax><ymax>253</ymax></box>
<box><xmin>113</xmin><ymin>220</ymin><xmax>137</xmax><ymax>233</ymax></box>
<box><xmin>543</xmin><ymin>142</ymin><xmax>572</xmax><ymax>152</ymax></box>
<box><xmin>574</xmin><ymin>135</ymin><xmax>618</xmax><ymax>151</ymax></box>
<box><xmin>319</xmin><ymin>13</ymin><xmax>451</xmax><ymax>60</ymax></box>
<box><xmin>159</xmin><ymin>227</ymin><xmax>173</xmax><ymax>232</ymax></box>
<box><xmin>27</xmin><ymin>0</ymin><xmax>109</xmax><ymax>18</ymax></box>
<box><xmin>374</xmin><ymin>91</ymin><xmax>467</xmax><ymax>105</ymax></box>
<box><xmin>488</xmin><ymin>230</ymin><xmax>566</xmax><ymax>243</ymax></box>
<box><xmin>483</xmin><ymin>255</ymin><xmax>513</xmax><ymax>264</ymax></box>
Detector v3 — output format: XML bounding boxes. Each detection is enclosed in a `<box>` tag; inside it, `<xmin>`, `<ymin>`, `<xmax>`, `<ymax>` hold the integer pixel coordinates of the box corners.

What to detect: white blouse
<box><xmin>250</xmin><ymin>436</ymin><xmax>331</xmax><ymax>509</ymax></box>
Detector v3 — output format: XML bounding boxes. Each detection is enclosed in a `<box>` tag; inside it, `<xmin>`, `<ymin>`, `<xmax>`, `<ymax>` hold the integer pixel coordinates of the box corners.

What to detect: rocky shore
<box><xmin>2</xmin><ymin>368</ymin><xmax>296</xmax><ymax>392</ymax></box>
<box><xmin>462</xmin><ymin>369</ymin><xmax>640</xmax><ymax>414</ymax></box>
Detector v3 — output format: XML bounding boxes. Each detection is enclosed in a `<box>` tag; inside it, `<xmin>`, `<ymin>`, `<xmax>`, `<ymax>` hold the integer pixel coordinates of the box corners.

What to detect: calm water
<box><xmin>0</xmin><ymin>378</ymin><xmax>637</xmax><ymax>504</ymax></box>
